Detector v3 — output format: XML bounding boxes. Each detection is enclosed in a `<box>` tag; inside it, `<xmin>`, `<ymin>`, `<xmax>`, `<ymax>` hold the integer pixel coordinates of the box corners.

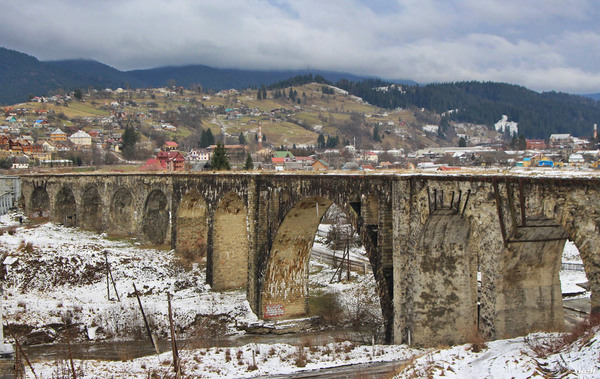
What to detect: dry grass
<box><xmin>525</xmin><ymin>314</ymin><xmax>600</xmax><ymax>358</ymax></box>
<box><xmin>464</xmin><ymin>326</ymin><xmax>488</xmax><ymax>353</ymax></box>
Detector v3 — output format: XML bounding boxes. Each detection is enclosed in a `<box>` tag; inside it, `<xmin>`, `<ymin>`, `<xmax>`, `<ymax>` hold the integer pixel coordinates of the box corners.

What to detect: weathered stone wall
<box><xmin>212</xmin><ymin>192</ymin><xmax>249</xmax><ymax>291</ymax></box>
<box><xmin>175</xmin><ymin>189</ymin><xmax>208</xmax><ymax>261</ymax></box>
<box><xmin>411</xmin><ymin>211</ymin><xmax>477</xmax><ymax>346</ymax></box>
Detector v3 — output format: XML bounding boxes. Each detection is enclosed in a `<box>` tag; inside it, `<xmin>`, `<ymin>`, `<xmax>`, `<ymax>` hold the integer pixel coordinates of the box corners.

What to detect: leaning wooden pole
<box><xmin>167</xmin><ymin>293</ymin><xmax>180</xmax><ymax>377</ymax></box>
<box><xmin>104</xmin><ymin>252</ymin><xmax>110</xmax><ymax>300</ymax></box>
<box><xmin>6</xmin><ymin>325</ymin><xmax>36</xmax><ymax>379</ymax></box>
<box><xmin>133</xmin><ymin>283</ymin><xmax>159</xmax><ymax>354</ymax></box>
<box><xmin>65</xmin><ymin>326</ymin><xmax>77</xmax><ymax>379</ymax></box>
<box><xmin>106</xmin><ymin>253</ymin><xmax>120</xmax><ymax>302</ymax></box>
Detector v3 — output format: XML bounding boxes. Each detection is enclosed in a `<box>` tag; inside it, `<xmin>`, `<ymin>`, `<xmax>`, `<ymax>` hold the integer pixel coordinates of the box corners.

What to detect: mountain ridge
<box><xmin>0</xmin><ymin>46</ymin><xmax>417</xmax><ymax>104</ymax></box>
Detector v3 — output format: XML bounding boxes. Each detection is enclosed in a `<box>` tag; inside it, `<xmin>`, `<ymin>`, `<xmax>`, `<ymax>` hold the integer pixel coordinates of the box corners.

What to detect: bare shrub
<box><xmin>309</xmin><ymin>292</ymin><xmax>344</xmax><ymax>326</ymax></box>
<box><xmin>186</xmin><ymin>315</ymin><xmax>228</xmax><ymax>349</ymax></box>
<box><xmin>525</xmin><ymin>314</ymin><xmax>600</xmax><ymax>358</ymax></box>
<box><xmin>562</xmin><ymin>313</ymin><xmax>600</xmax><ymax>346</ymax></box>
<box><xmin>464</xmin><ymin>326</ymin><xmax>488</xmax><ymax>353</ymax></box>
<box><xmin>524</xmin><ymin>334</ymin><xmax>563</xmax><ymax>359</ymax></box>
<box><xmin>294</xmin><ymin>345</ymin><xmax>307</xmax><ymax>367</ymax></box>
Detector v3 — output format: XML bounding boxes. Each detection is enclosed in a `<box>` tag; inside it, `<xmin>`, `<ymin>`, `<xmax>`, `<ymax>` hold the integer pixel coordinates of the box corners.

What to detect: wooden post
<box><xmin>6</xmin><ymin>325</ymin><xmax>36</xmax><ymax>379</ymax></box>
<box><xmin>133</xmin><ymin>283</ymin><xmax>159</xmax><ymax>355</ymax></box>
<box><xmin>104</xmin><ymin>252</ymin><xmax>110</xmax><ymax>300</ymax></box>
<box><xmin>167</xmin><ymin>293</ymin><xmax>180</xmax><ymax>377</ymax></box>
<box><xmin>105</xmin><ymin>253</ymin><xmax>120</xmax><ymax>302</ymax></box>
<box><xmin>346</xmin><ymin>240</ymin><xmax>350</xmax><ymax>281</ymax></box>
<box><xmin>65</xmin><ymin>326</ymin><xmax>77</xmax><ymax>379</ymax></box>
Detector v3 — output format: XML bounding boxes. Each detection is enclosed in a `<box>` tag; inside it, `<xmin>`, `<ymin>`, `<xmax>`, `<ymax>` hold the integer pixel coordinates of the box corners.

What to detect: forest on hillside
<box><xmin>335</xmin><ymin>79</ymin><xmax>600</xmax><ymax>139</ymax></box>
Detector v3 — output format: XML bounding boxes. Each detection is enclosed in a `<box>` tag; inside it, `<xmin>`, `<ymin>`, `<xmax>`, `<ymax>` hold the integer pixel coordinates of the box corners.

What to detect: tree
<box><xmin>121</xmin><ymin>126</ymin><xmax>139</xmax><ymax>160</ymax></box>
<box><xmin>373</xmin><ymin>125</ymin><xmax>381</xmax><ymax>142</ymax></box>
<box><xmin>206</xmin><ymin>128</ymin><xmax>215</xmax><ymax>145</ymax></box>
<box><xmin>238</xmin><ymin>133</ymin><xmax>246</xmax><ymax>145</ymax></box>
<box><xmin>210</xmin><ymin>143</ymin><xmax>230</xmax><ymax>170</ymax></box>
<box><xmin>200</xmin><ymin>128</ymin><xmax>215</xmax><ymax>148</ymax></box>
<box><xmin>243</xmin><ymin>152</ymin><xmax>254</xmax><ymax>170</ymax></box>
<box><xmin>458</xmin><ymin>137</ymin><xmax>467</xmax><ymax>147</ymax></box>
<box><xmin>317</xmin><ymin>134</ymin><xmax>326</xmax><ymax>148</ymax></box>
<box><xmin>0</xmin><ymin>158</ymin><xmax>12</xmax><ymax>169</ymax></box>
<box><xmin>517</xmin><ymin>134</ymin><xmax>527</xmax><ymax>150</ymax></box>
<box><xmin>73</xmin><ymin>89</ymin><xmax>83</xmax><ymax>101</ymax></box>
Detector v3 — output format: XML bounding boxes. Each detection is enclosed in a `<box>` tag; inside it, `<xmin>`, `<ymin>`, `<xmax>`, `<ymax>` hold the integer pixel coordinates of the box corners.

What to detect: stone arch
<box><xmin>142</xmin><ymin>189</ymin><xmax>169</xmax><ymax>245</ymax></box>
<box><xmin>212</xmin><ymin>192</ymin><xmax>249</xmax><ymax>291</ymax></box>
<box><xmin>463</xmin><ymin>182</ymin><xmax>585</xmax><ymax>341</ymax></box>
<box><xmin>109</xmin><ymin>187</ymin><xmax>135</xmax><ymax>236</ymax></box>
<box><xmin>176</xmin><ymin>190</ymin><xmax>208</xmax><ymax>261</ymax></box>
<box><xmin>410</xmin><ymin>209</ymin><xmax>477</xmax><ymax>346</ymax></box>
<box><xmin>535</xmin><ymin>193</ymin><xmax>599</xmax><ymax>314</ymax></box>
<box><xmin>29</xmin><ymin>186</ymin><xmax>50</xmax><ymax>218</ymax></box>
<box><xmin>55</xmin><ymin>186</ymin><xmax>77</xmax><ymax>227</ymax></box>
<box><xmin>261</xmin><ymin>196</ymin><xmax>337</xmax><ymax>320</ymax></box>
<box><xmin>80</xmin><ymin>186</ymin><xmax>103</xmax><ymax>231</ymax></box>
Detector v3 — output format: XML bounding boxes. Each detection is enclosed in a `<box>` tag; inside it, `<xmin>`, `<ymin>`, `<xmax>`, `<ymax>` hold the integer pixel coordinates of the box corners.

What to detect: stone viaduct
<box><xmin>19</xmin><ymin>172</ymin><xmax>599</xmax><ymax>346</ymax></box>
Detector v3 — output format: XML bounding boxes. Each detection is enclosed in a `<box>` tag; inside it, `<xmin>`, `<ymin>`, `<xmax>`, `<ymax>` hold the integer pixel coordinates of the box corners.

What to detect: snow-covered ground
<box><xmin>394</xmin><ymin>329</ymin><xmax>600</xmax><ymax>378</ymax></box>
<box><xmin>0</xmin><ymin>211</ymin><xmax>596</xmax><ymax>378</ymax></box>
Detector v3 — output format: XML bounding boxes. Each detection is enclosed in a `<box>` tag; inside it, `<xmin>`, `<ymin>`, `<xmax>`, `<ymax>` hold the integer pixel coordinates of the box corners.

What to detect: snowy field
<box><xmin>0</xmin><ymin>211</ymin><xmax>596</xmax><ymax>378</ymax></box>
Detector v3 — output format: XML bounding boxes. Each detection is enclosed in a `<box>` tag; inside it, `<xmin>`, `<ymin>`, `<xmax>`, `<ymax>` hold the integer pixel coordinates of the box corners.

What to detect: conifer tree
<box><xmin>210</xmin><ymin>143</ymin><xmax>230</xmax><ymax>170</ymax></box>
<box><xmin>243</xmin><ymin>152</ymin><xmax>254</xmax><ymax>170</ymax></box>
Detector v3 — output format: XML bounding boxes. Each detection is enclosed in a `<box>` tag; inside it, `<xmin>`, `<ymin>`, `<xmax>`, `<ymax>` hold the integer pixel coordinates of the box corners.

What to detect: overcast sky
<box><xmin>1</xmin><ymin>0</ymin><xmax>599</xmax><ymax>93</ymax></box>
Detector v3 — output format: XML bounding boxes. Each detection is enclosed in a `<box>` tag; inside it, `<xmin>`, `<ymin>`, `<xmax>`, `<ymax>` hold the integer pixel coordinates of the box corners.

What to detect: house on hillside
<box><xmin>51</xmin><ymin>129</ymin><xmax>67</xmax><ymax>143</ymax></box>
<box><xmin>568</xmin><ymin>153</ymin><xmax>585</xmax><ymax>164</ymax></box>
<box><xmin>362</xmin><ymin>151</ymin><xmax>378</xmax><ymax>163</ymax></box>
<box><xmin>312</xmin><ymin>159</ymin><xmax>329</xmax><ymax>171</ymax></box>
<box><xmin>273</xmin><ymin>151</ymin><xmax>294</xmax><ymax>162</ymax></box>
<box><xmin>140</xmin><ymin>158</ymin><xmax>166</xmax><ymax>171</ymax></box>
<box><xmin>526</xmin><ymin>139</ymin><xmax>547</xmax><ymax>150</ymax></box>
<box><xmin>549</xmin><ymin>134</ymin><xmax>572</xmax><ymax>148</ymax></box>
<box><xmin>69</xmin><ymin>130</ymin><xmax>92</xmax><ymax>147</ymax></box>
<box><xmin>531</xmin><ymin>154</ymin><xmax>554</xmax><ymax>167</ymax></box>
<box><xmin>188</xmin><ymin>149</ymin><xmax>211</xmax><ymax>161</ymax></box>
<box><xmin>163</xmin><ymin>141</ymin><xmax>178</xmax><ymax>151</ymax></box>
<box><xmin>157</xmin><ymin>150</ymin><xmax>185</xmax><ymax>172</ymax></box>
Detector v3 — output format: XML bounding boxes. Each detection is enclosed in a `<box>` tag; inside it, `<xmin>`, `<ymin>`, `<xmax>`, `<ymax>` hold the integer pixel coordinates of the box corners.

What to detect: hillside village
<box><xmin>1</xmin><ymin>82</ymin><xmax>599</xmax><ymax>173</ymax></box>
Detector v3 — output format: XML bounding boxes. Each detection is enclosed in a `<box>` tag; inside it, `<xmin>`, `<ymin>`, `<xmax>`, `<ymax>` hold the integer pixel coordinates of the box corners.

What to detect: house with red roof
<box><xmin>140</xmin><ymin>158</ymin><xmax>166</xmax><ymax>171</ymax></box>
<box><xmin>157</xmin><ymin>150</ymin><xmax>185</xmax><ymax>171</ymax></box>
<box><xmin>163</xmin><ymin>141</ymin><xmax>179</xmax><ymax>151</ymax></box>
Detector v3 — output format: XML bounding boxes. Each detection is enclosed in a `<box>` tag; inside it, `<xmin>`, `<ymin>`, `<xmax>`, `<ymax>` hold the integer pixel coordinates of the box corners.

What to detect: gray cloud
<box><xmin>1</xmin><ymin>0</ymin><xmax>599</xmax><ymax>93</ymax></box>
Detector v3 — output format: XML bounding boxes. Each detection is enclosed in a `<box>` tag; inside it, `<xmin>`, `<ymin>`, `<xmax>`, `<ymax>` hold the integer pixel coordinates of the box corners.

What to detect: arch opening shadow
<box><xmin>80</xmin><ymin>186</ymin><xmax>102</xmax><ymax>231</ymax></box>
<box><xmin>30</xmin><ymin>186</ymin><xmax>49</xmax><ymax>218</ymax></box>
<box><xmin>55</xmin><ymin>187</ymin><xmax>77</xmax><ymax>227</ymax></box>
<box><xmin>110</xmin><ymin>187</ymin><xmax>135</xmax><ymax>236</ymax></box>
<box><xmin>176</xmin><ymin>190</ymin><xmax>208</xmax><ymax>262</ymax></box>
<box><xmin>142</xmin><ymin>189</ymin><xmax>169</xmax><ymax>245</ymax></box>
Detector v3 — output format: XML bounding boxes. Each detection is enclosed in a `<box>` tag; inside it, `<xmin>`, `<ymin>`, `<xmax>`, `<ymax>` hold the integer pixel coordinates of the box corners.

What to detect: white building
<box><xmin>494</xmin><ymin>115</ymin><xmax>518</xmax><ymax>135</ymax></box>
<box><xmin>69</xmin><ymin>130</ymin><xmax>92</xmax><ymax>147</ymax></box>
